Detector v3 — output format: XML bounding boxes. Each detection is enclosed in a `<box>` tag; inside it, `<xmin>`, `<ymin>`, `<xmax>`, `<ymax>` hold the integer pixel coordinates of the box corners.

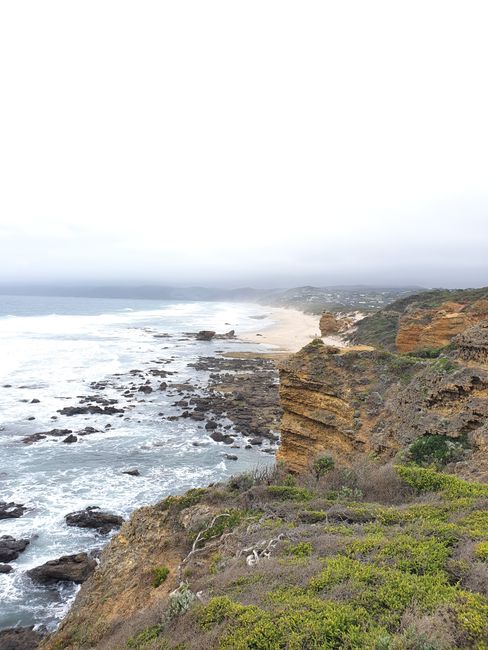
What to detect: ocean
<box><xmin>0</xmin><ymin>296</ymin><xmax>276</xmax><ymax>632</ymax></box>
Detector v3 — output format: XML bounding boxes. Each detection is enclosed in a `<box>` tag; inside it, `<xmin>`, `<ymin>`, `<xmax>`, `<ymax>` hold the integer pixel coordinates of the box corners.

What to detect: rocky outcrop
<box><xmin>28</xmin><ymin>553</ymin><xmax>97</xmax><ymax>585</ymax></box>
<box><xmin>40</xmin><ymin>500</ymin><xmax>191</xmax><ymax>650</ymax></box>
<box><xmin>454</xmin><ymin>320</ymin><xmax>488</xmax><ymax>363</ymax></box>
<box><xmin>0</xmin><ymin>502</ymin><xmax>26</xmax><ymax>519</ymax></box>
<box><xmin>278</xmin><ymin>337</ymin><xmax>488</xmax><ymax>478</ymax></box>
<box><xmin>319</xmin><ymin>312</ymin><xmax>354</xmax><ymax>337</ymax></box>
<box><xmin>0</xmin><ymin>536</ymin><xmax>29</xmax><ymax>562</ymax></box>
<box><xmin>65</xmin><ymin>507</ymin><xmax>124</xmax><ymax>534</ymax></box>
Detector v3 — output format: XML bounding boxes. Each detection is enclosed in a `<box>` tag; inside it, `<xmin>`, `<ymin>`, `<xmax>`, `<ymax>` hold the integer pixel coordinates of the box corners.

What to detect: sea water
<box><xmin>0</xmin><ymin>296</ymin><xmax>275</xmax><ymax>631</ymax></box>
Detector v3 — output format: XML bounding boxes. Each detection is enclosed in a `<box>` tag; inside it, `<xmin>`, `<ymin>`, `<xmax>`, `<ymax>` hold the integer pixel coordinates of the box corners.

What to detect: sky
<box><xmin>0</xmin><ymin>1</ymin><xmax>487</xmax><ymax>289</ymax></box>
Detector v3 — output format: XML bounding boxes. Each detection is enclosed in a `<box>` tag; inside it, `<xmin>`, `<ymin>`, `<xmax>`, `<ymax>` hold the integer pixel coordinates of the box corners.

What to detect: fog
<box><xmin>1</xmin><ymin>2</ymin><xmax>487</xmax><ymax>290</ymax></box>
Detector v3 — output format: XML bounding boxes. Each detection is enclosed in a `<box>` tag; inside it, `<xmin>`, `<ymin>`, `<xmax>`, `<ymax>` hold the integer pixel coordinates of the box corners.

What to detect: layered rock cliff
<box><xmin>279</xmin><ymin>287</ymin><xmax>488</xmax><ymax>479</ymax></box>
<box><xmin>351</xmin><ymin>287</ymin><xmax>488</xmax><ymax>352</ymax></box>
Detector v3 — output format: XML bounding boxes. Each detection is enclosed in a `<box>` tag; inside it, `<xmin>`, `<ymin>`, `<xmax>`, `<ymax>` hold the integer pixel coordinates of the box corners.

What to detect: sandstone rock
<box><xmin>179</xmin><ymin>504</ymin><xmax>212</xmax><ymax>531</ymax></box>
<box><xmin>65</xmin><ymin>507</ymin><xmax>124</xmax><ymax>534</ymax></box>
<box><xmin>27</xmin><ymin>553</ymin><xmax>96</xmax><ymax>584</ymax></box>
<box><xmin>319</xmin><ymin>312</ymin><xmax>341</xmax><ymax>336</ymax></box>
<box><xmin>454</xmin><ymin>320</ymin><xmax>488</xmax><ymax>363</ymax></box>
<box><xmin>277</xmin><ymin>334</ymin><xmax>488</xmax><ymax>478</ymax></box>
<box><xmin>0</xmin><ymin>535</ymin><xmax>29</xmax><ymax>562</ymax></box>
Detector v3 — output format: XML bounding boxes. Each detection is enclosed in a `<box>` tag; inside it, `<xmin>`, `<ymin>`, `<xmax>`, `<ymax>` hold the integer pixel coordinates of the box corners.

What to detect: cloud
<box><xmin>0</xmin><ymin>1</ymin><xmax>487</xmax><ymax>288</ymax></box>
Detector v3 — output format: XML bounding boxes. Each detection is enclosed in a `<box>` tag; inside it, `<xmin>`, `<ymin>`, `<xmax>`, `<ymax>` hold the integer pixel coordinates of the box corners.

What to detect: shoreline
<box><xmin>239</xmin><ymin>306</ymin><xmax>342</xmax><ymax>353</ymax></box>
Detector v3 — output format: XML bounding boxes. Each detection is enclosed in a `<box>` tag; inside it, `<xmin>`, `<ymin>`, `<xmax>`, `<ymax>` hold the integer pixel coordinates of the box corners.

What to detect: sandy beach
<box><xmin>239</xmin><ymin>307</ymin><xmax>325</xmax><ymax>352</ymax></box>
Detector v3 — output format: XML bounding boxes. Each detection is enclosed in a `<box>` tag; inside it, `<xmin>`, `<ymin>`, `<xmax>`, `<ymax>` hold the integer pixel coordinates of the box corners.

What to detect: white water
<box><xmin>0</xmin><ymin>297</ymin><xmax>275</xmax><ymax>631</ymax></box>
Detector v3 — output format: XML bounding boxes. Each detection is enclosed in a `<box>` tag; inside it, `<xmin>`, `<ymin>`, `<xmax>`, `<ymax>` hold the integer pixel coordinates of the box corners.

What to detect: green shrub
<box><xmin>127</xmin><ymin>625</ymin><xmax>162</xmax><ymax>648</ymax></box>
<box><xmin>285</xmin><ymin>542</ymin><xmax>313</xmax><ymax>558</ymax></box>
<box><xmin>152</xmin><ymin>566</ymin><xmax>170</xmax><ymax>587</ymax></box>
<box><xmin>407</xmin><ymin>434</ymin><xmax>468</xmax><ymax>467</ymax></box>
<box><xmin>395</xmin><ymin>465</ymin><xmax>488</xmax><ymax>498</ymax></box>
<box><xmin>376</xmin><ymin>534</ymin><xmax>451</xmax><ymax>575</ymax></box>
<box><xmin>431</xmin><ymin>357</ymin><xmax>457</xmax><ymax>373</ymax></box>
<box><xmin>266</xmin><ymin>485</ymin><xmax>314</xmax><ymax>501</ymax></box>
<box><xmin>475</xmin><ymin>541</ymin><xmax>488</xmax><ymax>561</ymax></box>
<box><xmin>161</xmin><ymin>488</ymin><xmax>207</xmax><ymax>512</ymax></box>
<box><xmin>312</xmin><ymin>455</ymin><xmax>335</xmax><ymax>480</ymax></box>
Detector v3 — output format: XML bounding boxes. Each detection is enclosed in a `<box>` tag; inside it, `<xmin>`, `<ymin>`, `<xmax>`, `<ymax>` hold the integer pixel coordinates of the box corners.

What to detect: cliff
<box><xmin>351</xmin><ymin>286</ymin><xmax>488</xmax><ymax>352</ymax></box>
<box><xmin>278</xmin><ymin>288</ymin><xmax>488</xmax><ymax>479</ymax></box>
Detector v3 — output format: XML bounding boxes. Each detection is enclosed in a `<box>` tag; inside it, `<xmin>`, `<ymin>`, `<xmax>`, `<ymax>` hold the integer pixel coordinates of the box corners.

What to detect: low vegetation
<box><xmin>121</xmin><ymin>462</ymin><xmax>488</xmax><ymax>650</ymax></box>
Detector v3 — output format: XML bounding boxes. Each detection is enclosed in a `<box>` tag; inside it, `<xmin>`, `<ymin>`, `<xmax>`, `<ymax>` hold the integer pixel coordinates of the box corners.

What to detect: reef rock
<box><xmin>0</xmin><ymin>535</ymin><xmax>30</xmax><ymax>562</ymax></box>
<box><xmin>27</xmin><ymin>553</ymin><xmax>97</xmax><ymax>585</ymax></box>
<box><xmin>65</xmin><ymin>507</ymin><xmax>124</xmax><ymax>534</ymax></box>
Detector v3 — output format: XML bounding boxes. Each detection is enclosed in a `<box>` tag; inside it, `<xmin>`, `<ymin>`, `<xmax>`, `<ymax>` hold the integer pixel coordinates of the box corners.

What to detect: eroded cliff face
<box><xmin>351</xmin><ymin>287</ymin><xmax>488</xmax><ymax>352</ymax></box>
<box><xmin>278</xmin><ymin>331</ymin><xmax>488</xmax><ymax>479</ymax></box>
<box><xmin>395</xmin><ymin>299</ymin><xmax>488</xmax><ymax>353</ymax></box>
<box><xmin>40</xmin><ymin>501</ymin><xmax>197</xmax><ymax>650</ymax></box>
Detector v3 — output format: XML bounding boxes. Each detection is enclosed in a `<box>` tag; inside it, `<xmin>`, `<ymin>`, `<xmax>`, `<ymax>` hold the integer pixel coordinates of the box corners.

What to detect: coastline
<box><xmin>239</xmin><ymin>307</ymin><xmax>341</xmax><ymax>352</ymax></box>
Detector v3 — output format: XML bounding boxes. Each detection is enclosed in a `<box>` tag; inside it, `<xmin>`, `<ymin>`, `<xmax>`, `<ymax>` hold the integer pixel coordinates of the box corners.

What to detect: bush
<box><xmin>312</xmin><ymin>455</ymin><xmax>335</xmax><ymax>480</ymax></box>
<box><xmin>152</xmin><ymin>566</ymin><xmax>170</xmax><ymax>588</ymax></box>
<box><xmin>127</xmin><ymin>625</ymin><xmax>162</xmax><ymax>648</ymax></box>
<box><xmin>285</xmin><ymin>542</ymin><xmax>313</xmax><ymax>558</ymax></box>
<box><xmin>475</xmin><ymin>542</ymin><xmax>488</xmax><ymax>561</ymax></box>
<box><xmin>407</xmin><ymin>435</ymin><xmax>468</xmax><ymax>467</ymax></box>
<box><xmin>395</xmin><ymin>465</ymin><xmax>488</xmax><ymax>498</ymax></box>
<box><xmin>266</xmin><ymin>485</ymin><xmax>314</xmax><ymax>501</ymax></box>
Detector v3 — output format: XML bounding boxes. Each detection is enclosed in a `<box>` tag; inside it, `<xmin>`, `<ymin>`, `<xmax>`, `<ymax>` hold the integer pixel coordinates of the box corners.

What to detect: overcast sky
<box><xmin>0</xmin><ymin>1</ymin><xmax>487</xmax><ymax>289</ymax></box>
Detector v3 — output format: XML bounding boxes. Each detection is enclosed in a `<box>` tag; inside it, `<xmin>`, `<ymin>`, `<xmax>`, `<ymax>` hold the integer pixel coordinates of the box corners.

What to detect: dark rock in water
<box><xmin>30</xmin><ymin>399</ymin><xmax>40</xmax><ymax>404</ymax></box>
<box><xmin>210</xmin><ymin>431</ymin><xmax>234</xmax><ymax>444</ymax></box>
<box><xmin>159</xmin><ymin>382</ymin><xmax>168</xmax><ymax>390</ymax></box>
<box><xmin>2</xmin><ymin>384</ymin><xmax>12</xmax><ymax>388</ymax></box>
<box><xmin>27</xmin><ymin>553</ymin><xmax>96</xmax><ymax>584</ymax></box>
<box><xmin>0</xmin><ymin>502</ymin><xmax>26</xmax><ymax>519</ymax></box>
<box><xmin>58</xmin><ymin>405</ymin><xmax>123</xmax><ymax>416</ymax></box>
<box><xmin>22</xmin><ymin>428</ymin><xmax>72</xmax><ymax>444</ymax></box>
<box><xmin>122</xmin><ymin>468</ymin><xmax>140</xmax><ymax>477</ymax></box>
<box><xmin>65</xmin><ymin>506</ymin><xmax>124</xmax><ymax>533</ymax></box>
<box><xmin>62</xmin><ymin>434</ymin><xmax>78</xmax><ymax>444</ymax></box>
<box><xmin>77</xmin><ymin>427</ymin><xmax>100</xmax><ymax>436</ymax></box>
<box><xmin>0</xmin><ymin>626</ymin><xmax>44</xmax><ymax>649</ymax></box>
<box><xmin>249</xmin><ymin>437</ymin><xmax>263</xmax><ymax>445</ymax></box>
<box><xmin>26</xmin><ymin>416</ymin><xmax>35</xmax><ymax>421</ymax></box>
<box><xmin>0</xmin><ymin>536</ymin><xmax>30</xmax><ymax>562</ymax></box>
<box><xmin>0</xmin><ymin>564</ymin><xmax>13</xmax><ymax>573</ymax></box>
<box><xmin>196</xmin><ymin>330</ymin><xmax>216</xmax><ymax>341</ymax></box>
<box><xmin>223</xmin><ymin>453</ymin><xmax>238</xmax><ymax>461</ymax></box>
<box><xmin>205</xmin><ymin>420</ymin><xmax>218</xmax><ymax>431</ymax></box>
<box><xmin>138</xmin><ymin>385</ymin><xmax>153</xmax><ymax>394</ymax></box>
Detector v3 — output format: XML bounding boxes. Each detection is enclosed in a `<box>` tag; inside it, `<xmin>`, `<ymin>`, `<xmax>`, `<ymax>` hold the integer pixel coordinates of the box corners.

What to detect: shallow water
<box><xmin>0</xmin><ymin>297</ymin><xmax>275</xmax><ymax>631</ymax></box>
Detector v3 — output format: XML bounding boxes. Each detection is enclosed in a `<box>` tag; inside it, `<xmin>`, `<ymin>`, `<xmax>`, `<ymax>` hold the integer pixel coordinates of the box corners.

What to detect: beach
<box><xmin>238</xmin><ymin>307</ymin><xmax>324</xmax><ymax>352</ymax></box>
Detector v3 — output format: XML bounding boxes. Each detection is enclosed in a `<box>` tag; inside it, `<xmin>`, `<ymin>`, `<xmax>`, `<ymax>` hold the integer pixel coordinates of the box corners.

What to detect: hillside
<box><xmin>9</xmin><ymin>284</ymin><xmax>488</xmax><ymax>650</ymax></box>
<box><xmin>41</xmin><ymin>464</ymin><xmax>488</xmax><ymax>650</ymax></box>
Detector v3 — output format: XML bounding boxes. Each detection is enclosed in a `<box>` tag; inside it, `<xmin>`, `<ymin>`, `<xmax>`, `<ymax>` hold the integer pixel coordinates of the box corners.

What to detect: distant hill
<box><xmin>0</xmin><ymin>283</ymin><xmax>422</xmax><ymax>314</ymax></box>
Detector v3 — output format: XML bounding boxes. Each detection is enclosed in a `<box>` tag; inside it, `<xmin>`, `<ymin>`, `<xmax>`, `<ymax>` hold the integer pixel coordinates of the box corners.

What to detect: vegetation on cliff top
<box><xmin>48</xmin><ymin>462</ymin><xmax>487</xmax><ymax>650</ymax></box>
